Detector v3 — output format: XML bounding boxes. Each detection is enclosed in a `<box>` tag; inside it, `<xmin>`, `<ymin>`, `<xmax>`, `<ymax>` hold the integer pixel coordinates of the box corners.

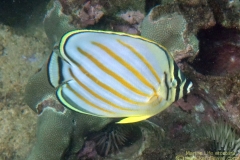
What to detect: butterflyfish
<box><xmin>47</xmin><ymin>30</ymin><xmax>192</xmax><ymax>123</ymax></box>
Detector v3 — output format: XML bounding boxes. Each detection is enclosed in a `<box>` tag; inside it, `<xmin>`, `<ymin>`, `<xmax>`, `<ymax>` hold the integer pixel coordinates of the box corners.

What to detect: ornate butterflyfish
<box><xmin>47</xmin><ymin>30</ymin><xmax>192</xmax><ymax>123</ymax></box>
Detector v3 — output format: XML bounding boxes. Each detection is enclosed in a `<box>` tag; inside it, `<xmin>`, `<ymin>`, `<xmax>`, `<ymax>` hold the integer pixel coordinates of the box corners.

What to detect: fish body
<box><xmin>47</xmin><ymin>30</ymin><xmax>192</xmax><ymax>123</ymax></box>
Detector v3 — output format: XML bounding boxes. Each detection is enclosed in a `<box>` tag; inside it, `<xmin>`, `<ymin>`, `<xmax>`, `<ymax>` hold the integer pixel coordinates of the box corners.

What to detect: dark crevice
<box><xmin>0</xmin><ymin>0</ymin><xmax>50</xmax><ymax>27</ymax></box>
<box><xmin>145</xmin><ymin>0</ymin><xmax>161</xmax><ymax>14</ymax></box>
<box><xmin>190</xmin><ymin>24</ymin><xmax>240</xmax><ymax>76</ymax></box>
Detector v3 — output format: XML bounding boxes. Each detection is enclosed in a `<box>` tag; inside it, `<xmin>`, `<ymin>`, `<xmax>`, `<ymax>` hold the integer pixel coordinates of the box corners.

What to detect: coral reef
<box><xmin>113</xmin><ymin>10</ymin><xmax>145</xmax><ymax>34</ymax></box>
<box><xmin>26</xmin><ymin>102</ymin><xmax>113</xmax><ymax>160</ymax></box>
<box><xmin>25</xmin><ymin>30</ymin><xmax>164</xmax><ymax>159</ymax></box>
<box><xmin>76</xmin><ymin>1</ymin><xmax>104</xmax><ymax>28</ymax></box>
<box><xmin>141</xmin><ymin>3</ymin><xmax>240</xmax><ymax>158</ymax></box>
<box><xmin>0</xmin><ymin>24</ymin><xmax>49</xmax><ymax>160</ymax></box>
<box><xmin>26</xmin><ymin>0</ymin><xmax>240</xmax><ymax>159</ymax></box>
<box><xmin>177</xmin><ymin>0</ymin><xmax>216</xmax><ymax>33</ymax></box>
<box><xmin>189</xmin><ymin>72</ymin><xmax>240</xmax><ymax>128</ymax></box>
<box><xmin>44</xmin><ymin>0</ymin><xmax>75</xmax><ymax>46</ymax></box>
<box><xmin>192</xmin><ymin>25</ymin><xmax>240</xmax><ymax>76</ymax></box>
<box><xmin>58</xmin><ymin>0</ymin><xmax>104</xmax><ymax>28</ymax></box>
<box><xmin>141</xmin><ymin>4</ymin><xmax>199</xmax><ymax>60</ymax></box>
<box><xmin>118</xmin><ymin>11</ymin><xmax>144</xmax><ymax>25</ymax></box>
<box><xmin>86</xmin><ymin>123</ymin><xmax>142</xmax><ymax>157</ymax></box>
<box><xmin>25</xmin><ymin>55</ymin><xmax>113</xmax><ymax>159</ymax></box>
<box><xmin>142</xmin><ymin>106</ymin><xmax>207</xmax><ymax>159</ymax></box>
<box><xmin>99</xmin><ymin>0</ymin><xmax>146</xmax><ymax>17</ymax></box>
<box><xmin>43</xmin><ymin>0</ymin><xmax>147</xmax><ymax>44</ymax></box>
<box><xmin>77</xmin><ymin>121</ymin><xmax>162</xmax><ymax>160</ymax></box>
<box><xmin>59</xmin><ymin>0</ymin><xmax>146</xmax><ymax>18</ymax></box>
<box><xmin>25</xmin><ymin>95</ymin><xmax>162</xmax><ymax>159</ymax></box>
<box><xmin>208</xmin><ymin>0</ymin><xmax>240</xmax><ymax>28</ymax></box>
<box><xmin>187</xmin><ymin>24</ymin><xmax>240</xmax><ymax>133</ymax></box>
<box><xmin>3</xmin><ymin>0</ymin><xmax>240</xmax><ymax>159</ymax></box>
<box><xmin>112</xmin><ymin>25</ymin><xmax>140</xmax><ymax>35</ymax></box>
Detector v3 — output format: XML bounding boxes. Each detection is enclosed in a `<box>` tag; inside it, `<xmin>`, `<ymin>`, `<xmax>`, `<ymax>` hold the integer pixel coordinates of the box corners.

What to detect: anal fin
<box><xmin>117</xmin><ymin>115</ymin><xmax>151</xmax><ymax>124</ymax></box>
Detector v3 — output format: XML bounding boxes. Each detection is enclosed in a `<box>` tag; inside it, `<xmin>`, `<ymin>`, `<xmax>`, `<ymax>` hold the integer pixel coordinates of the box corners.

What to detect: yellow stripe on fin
<box><xmin>117</xmin><ymin>115</ymin><xmax>152</xmax><ymax>124</ymax></box>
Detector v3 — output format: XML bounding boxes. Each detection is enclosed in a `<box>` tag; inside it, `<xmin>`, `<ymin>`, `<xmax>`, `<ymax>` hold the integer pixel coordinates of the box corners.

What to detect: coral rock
<box><xmin>208</xmin><ymin>0</ymin><xmax>240</xmax><ymax>28</ymax></box>
<box><xmin>119</xmin><ymin>11</ymin><xmax>144</xmax><ymax>25</ymax></box>
<box><xmin>177</xmin><ymin>0</ymin><xmax>216</xmax><ymax>32</ymax></box>
<box><xmin>141</xmin><ymin>4</ymin><xmax>199</xmax><ymax>60</ymax></box>
<box><xmin>44</xmin><ymin>0</ymin><xmax>75</xmax><ymax>46</ymax></box>
<box><xmin>26</xmin><ymin>97</ymin><xmax>113</xmax><ymax>160</ymax></box>
<box><xmin>73</xmin><ymin>1</ymin><xmax>104</xmax><ymax>28</ymax></box>
<box><xmin>112</xmin><ymin>25</ymin><xmax>140</xmax><ymax>35</ymax></box>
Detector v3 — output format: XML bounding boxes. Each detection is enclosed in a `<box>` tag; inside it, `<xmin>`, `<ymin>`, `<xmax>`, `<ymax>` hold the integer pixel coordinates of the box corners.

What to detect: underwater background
<box><xmin>1</xmin><ymin>0</ymin><xmax>240</xmax><ymax>159</ymax></box>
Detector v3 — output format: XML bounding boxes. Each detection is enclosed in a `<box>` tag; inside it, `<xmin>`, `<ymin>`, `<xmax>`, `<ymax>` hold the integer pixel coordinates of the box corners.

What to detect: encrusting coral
<box><xmin>25</xmin><ymin>52</ymin><xmax>113</xmax><ymax>159</ymax></box>
<box><xmin>44</xmin><ymin>0</ymin><xmax>75</xmax><ymax>46</ymax></box>
<box><xmin>25</xmin><ymin>94</ymin><xmax>162</xmax><ymax>159</ymax></box>
<box><xmin>26</xmin><ymin>104</ymin><xmax>113</xmax><ymax>160</ymax></box>
<box><xmin>141</xmin><ymin>4</ymin><xmax>199</xmax><ymax>60</ymax></box>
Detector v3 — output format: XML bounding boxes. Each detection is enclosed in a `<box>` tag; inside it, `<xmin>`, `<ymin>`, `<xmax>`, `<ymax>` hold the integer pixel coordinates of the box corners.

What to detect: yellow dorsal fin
<box><xmin>117</xmin><ymin>115</ymin><xmax>152</xmax><ymax>124</ymax></box>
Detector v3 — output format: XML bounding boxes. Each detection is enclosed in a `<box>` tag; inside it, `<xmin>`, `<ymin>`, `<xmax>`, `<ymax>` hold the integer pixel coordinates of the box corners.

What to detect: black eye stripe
<box><xmin>173</xmin><ymin>63</ymin><xmax>181</xmax><ymax>101</ymax></box>
<box><xmin>164</xmin><ymin>72</ymin><xmax>169</xmax><ymax>100</ymax></box>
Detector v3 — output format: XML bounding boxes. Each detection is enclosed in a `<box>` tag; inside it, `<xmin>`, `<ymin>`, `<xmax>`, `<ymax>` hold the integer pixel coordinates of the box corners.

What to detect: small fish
<box><xmin>47</xmin><ymin>30</ymin><xmax>192</xmax><ymax>123</ymax></box>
